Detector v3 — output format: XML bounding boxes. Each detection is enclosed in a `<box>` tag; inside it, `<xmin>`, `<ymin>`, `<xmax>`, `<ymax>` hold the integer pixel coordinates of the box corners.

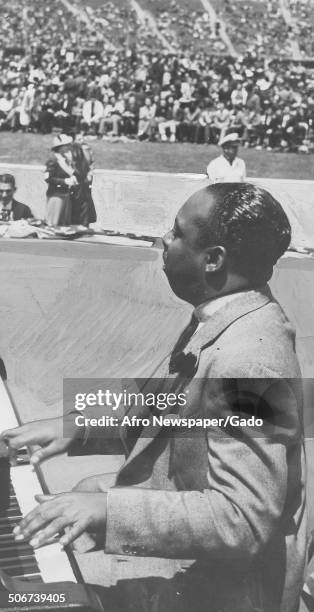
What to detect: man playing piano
<box><xmin>1</xmin><ymin>183</ymin><xmax>306</xmax><ymax>612</ymax></box>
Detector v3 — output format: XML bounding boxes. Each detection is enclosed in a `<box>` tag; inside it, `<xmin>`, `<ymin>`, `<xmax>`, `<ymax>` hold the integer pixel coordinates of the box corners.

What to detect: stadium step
<box><xmin>129</xmin><ymin>0</ymin><xmax>175</xmax><ymax>52</ymax></box>
<box><xmin>58</xmin><ymin>0</ymin><xmax>116</xmax><ymax>50</ymax></box>
<box><xmin>200</xmin><ymin>0</ymin><xmax>237</xmax><ymax>57</ymax></box>
<box><xmin>278</xmin><ymin>0</ymin><xmax>302</xmax><ymax>60</ymax></box>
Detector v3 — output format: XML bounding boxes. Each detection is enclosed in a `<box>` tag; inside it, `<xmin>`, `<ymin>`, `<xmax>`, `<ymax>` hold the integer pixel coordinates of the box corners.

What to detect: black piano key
<box><xmin>14</xmin><ymin>573</ymin><xmax>43</xmax><ymax>583</ymax></box>
<box><xmin>0</xmin><ymin>523</ymin><xmax>20</xmax><ymax>535</ymax></box>
<box><xmin>0</xmin><ymin>524</ymin><xmax>20</xmax><ymax>532</ymax></box>
<box><xmin>0</xmin><ymin>473</ymin><xmax>42</xmax><ymax>581</ymax></box>
<box><xmin>0</xmin><ymin>555</ymin><xmax>39</xmax><ymax>568</ymax></box>
<box><xmin>0</xmin><ymin>556</ymin><xmax>38</xmax><ymax>567</ymax></box>
<box><xmin>0</xmin><ymin>506</ymin><xmax>21</xmax><ymax>514</ymax></box>
<box><xmin>1</xmin><ymin>545</ymin><xmax>38</xmax><ymax>558</ymax></box>
<box><xmin>1</xmin><ymin>550</ymin><xmax>42</xmax><ymax>579</ymax></box>
<box><xmin>0</xmin><ymin>517</ymin><xmax>21</xmax><ymax>525</ymax></box>
<box><xmin>0</xmin><ymin>510</ymin><xmax>22</xmax><ymax>521</ymax></box>
<box><xmin>0</xmin><ymin>535</ymin><xmax>16</xmax><ymax>544</ymax></box>
<box><xmin>4</xmin><ymin>565</ymin><xmax>40</xmax><ymax>576</ymax></box>
<box><xmin>1</xmin><ymin>502</ymin><xmax>21</xmax><ymax>511</ymax></box>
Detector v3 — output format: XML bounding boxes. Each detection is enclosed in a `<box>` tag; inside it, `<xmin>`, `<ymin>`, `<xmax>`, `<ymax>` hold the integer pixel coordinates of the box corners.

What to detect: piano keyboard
<box><xmin>0</xmin><ymin>379</ymin><xmax>77</xmax><ymax>584</ymax></box>
<box><xmin>0</xmin><ymin>462</ymin><xmax>41</xmax><ymax>582</ymax></box>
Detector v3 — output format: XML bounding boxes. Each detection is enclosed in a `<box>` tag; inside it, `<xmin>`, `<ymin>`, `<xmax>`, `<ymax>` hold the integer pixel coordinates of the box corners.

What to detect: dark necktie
<box><xmin>0</xmin><ymin>208</ymin><xmax>10</xmax><ymax>222</ymax></box>
<box><xmin>169</xmin><ymin>314</ymin><xmax>199</xmax><ymax>375</ymax></box>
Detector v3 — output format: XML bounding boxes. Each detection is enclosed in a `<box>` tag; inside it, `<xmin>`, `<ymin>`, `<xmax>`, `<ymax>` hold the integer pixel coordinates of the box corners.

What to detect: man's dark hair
<box><xmin>196</xmin><ymin>183</ymin><xmax>291</xmax><ymax>286</ymax></box>
<box><xmin>0</xmin><ymin>174</ymin><xmax>15</xmax><ymax>186</ymax></box>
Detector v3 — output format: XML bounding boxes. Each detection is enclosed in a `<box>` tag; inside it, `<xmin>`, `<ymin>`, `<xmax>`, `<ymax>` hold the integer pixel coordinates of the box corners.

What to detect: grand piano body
<box><xmin>0</xmin><ymin>236</ymin><xmax>313</xmax><ymax>595</ymax></box>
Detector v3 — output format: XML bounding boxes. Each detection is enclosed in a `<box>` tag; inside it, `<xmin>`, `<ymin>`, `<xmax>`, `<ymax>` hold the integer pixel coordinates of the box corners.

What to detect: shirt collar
<box><xmin>194</xmin><ymin>292</ymin><xmax>245</xmax><ymax>322</ymax></box>
<box><xmin>221</xmin><ymin>154</ymin><xmax>238</xmax><ymax>166</ymax></box>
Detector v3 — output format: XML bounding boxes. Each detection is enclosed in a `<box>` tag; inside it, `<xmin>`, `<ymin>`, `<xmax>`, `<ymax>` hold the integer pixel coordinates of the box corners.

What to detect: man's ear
<box><xmin>204</xmin><ymin>246</ymin><xmax>226</xmax><ymax>273</ymax></box>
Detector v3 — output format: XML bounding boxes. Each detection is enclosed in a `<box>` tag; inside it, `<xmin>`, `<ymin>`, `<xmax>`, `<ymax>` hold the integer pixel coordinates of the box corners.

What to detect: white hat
<box><xmin>52</xmin><ymin>134</ymin><xmax>73</xmax><ymax>150</ymax></box>
<box><xmin>219</xmin><ymin>133</ymin><xmax>240</xmax><ymax>147</ymax></box>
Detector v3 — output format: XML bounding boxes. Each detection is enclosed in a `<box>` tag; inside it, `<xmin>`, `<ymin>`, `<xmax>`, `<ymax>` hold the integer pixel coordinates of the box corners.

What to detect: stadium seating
<box><xmin>1</xmin><ymin>0</ymin><xmax>314</xmax><ymax>152</ymax></box>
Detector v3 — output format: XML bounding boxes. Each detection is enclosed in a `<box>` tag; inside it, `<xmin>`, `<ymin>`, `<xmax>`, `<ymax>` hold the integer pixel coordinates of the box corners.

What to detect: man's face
<box><xmin>162</xmin><ymin>192</ymin><xmax>216</xmax><ymax>305</ymax></box>
<box><xmin>0</xmin><ymin>182</ymin><xmax>15</xmax><ymax>206</ymax></box>
<box><xmin>59</xmin><ymin>144</ymin><xmax>73</xmax><ymax>163</ymax></box>
<box><xmin>222</xmin><ymin>144</ymin><xmax>238</xmax><ymax>163</ymax></box>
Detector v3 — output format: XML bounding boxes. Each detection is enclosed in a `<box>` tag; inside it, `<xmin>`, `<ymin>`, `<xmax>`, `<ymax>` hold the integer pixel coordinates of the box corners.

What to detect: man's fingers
<box><xmin>29</xmin><ymin>517</ymin><xmax>68</xmax><ymax>549</ymax></box>
<box><xmin>1</xmin><ymin>431</ymin><xmax>31</xmax><ymax>450</ymax></box>
<box><xmin>30</xmin><ymin>441</ymin><xmax>62</xmax><ymax>465</ymax></box>
<box><xmin>0</xmin><ymin>427</ymin><xmax>21</xmax><ymax>439</ymax></box>
<box><xmin>35</xmin><ymin>494</ymin><xmax>56</xmax><ymax>503</ymax></box>
<box><xmin>13</xmin><ymin>497</ymin><xmax>61</xmax><ymax>539</ymax></box>
<box><xmin>2</xmin><ymin>439</ymin><xmax>58</xmax><ymax>465</ymax></box>
<box><xmin>59</xmin><ymin>520</ymin><xmax>88</xmax><ymax>548</ymax></box>
<box><xmin>1</xmin><ymin>426</ymin><xmax>47</xmax><ymax>451</ymax></box>
<box><xmin>30</xmin><ymin>446</ymin><xmax>53</xmax><ymax>465</ymax></box>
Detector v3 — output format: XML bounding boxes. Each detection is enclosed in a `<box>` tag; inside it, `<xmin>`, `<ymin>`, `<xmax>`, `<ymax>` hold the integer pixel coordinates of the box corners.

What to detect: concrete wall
<box><xmin>1</xmin><ymin>163</ymin><xmax>314</xmax><ymax>249</ymax></box>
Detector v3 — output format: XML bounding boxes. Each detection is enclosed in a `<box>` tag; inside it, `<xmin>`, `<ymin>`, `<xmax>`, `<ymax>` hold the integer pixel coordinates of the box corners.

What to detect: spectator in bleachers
<box><xmin>137</xmin><ymin>97</ymin><xmax>156</xmax><ymax>140</ymax></box>
<box><xmin>246</xmin><ymin>85</ymin><xmax>261</xmax><ymax>113</ymax></box>
<box><xmin>123</xmin><ymin>95</ymin><xmax>139</xmax><ymax>137</ymax></box>
<box><xmin>195</xmin><ymin>101</ymin><xmax>215</xmax><ymax>144</ymax></box>
<box><xmin>81</xmin><ymin>95</ymin><xmax>104</xmax><ymax>136</ymax></box>
<box><xmin>98</xmin><ymin>95</ymin><xmax>124</xmax><ymax>138</ymax></box>
<box><xmin>180</xmin><ymin>100</ymin><xmax>201</xmax><ymax>142</ymax></box>
<box><xmin>19</xmin><ymin>83</ymin><xmax>35</xmax><ymax>132</ymax></box>
<box><xmin>231</xmin><ymin>82</ymin><xmax>248</xmax><ymax>108</ymax></box>
<box><xmin>157</xmin><ymin>97</ymin><xmax>178</xmax><ymax>142</ymax></box>
<box><xmin>212</xmin><ymin>102</ymin><xmax>231</xmax><ymax>144</ymax></box>
<box><xmin>0</xmin><ymin>91</ymin><xmax>13</xmax><ymax>128</ymax></box>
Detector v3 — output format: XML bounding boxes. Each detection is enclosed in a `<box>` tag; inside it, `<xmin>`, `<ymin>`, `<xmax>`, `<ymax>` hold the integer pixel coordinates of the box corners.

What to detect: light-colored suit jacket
<box><xmin>80</xmin><ymin>287</ymin><xmax>307</xmax><ymax>612</ymax></box>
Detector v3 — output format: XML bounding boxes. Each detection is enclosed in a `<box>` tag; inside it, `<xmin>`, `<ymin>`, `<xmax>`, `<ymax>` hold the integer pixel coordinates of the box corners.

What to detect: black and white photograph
<box><xmin>0</xmin><ymin>1</ymin><xmax>313</xmax><ymax>611</ymax></box>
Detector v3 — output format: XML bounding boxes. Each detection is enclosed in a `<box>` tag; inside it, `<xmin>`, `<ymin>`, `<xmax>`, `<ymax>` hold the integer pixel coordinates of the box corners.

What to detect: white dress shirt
<box><xmin>194</xmin><ymin>292</ymin><xmax>243</xmax><ymax>325</ymax></box>
<box><xmin>206</xmin><ymin>155</ymin><xmax>246</xmax><ymax>184</ymax></box>
<box><xmin>82</xmin><ymin>100</ymin><xmax>104</xmax><ymax>123</ymax></box>
<box><xmin>0</xmin><ymin>200</ymin><xmax>13</xmax><ymax>221</ymax></box>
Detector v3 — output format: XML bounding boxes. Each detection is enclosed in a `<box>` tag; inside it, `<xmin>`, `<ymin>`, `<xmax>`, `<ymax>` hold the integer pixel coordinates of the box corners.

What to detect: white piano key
<box><xmin>10</xmin><ymin>464</ymin><xmax>76</xmax><ymax>583</ymax></box>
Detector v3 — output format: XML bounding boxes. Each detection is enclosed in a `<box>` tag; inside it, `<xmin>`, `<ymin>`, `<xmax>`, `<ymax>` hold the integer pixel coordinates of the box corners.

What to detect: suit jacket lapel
<box><xmin>184</xmin><ymin>286</ymin><xmax>272</xmax><ymax>369</ymax></box>
<box><xmin>119</xmin><ymin>287</ymin><xmax>273</xmax><ymax>469</ymax></box>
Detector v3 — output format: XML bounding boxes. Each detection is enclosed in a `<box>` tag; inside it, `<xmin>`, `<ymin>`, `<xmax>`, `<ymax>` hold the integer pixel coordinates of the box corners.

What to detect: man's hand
<box><xmin>65</xmin><ymin>176</ymin><xmax>78</xmax><ymax>187</ymax></box>
<box><xmin>13</xmin><ymin>492</ymin><xmax>107</xmax><ymax>548</ymax></box>
<box><xmin>0</xmin><ymin>414</ymin><xmax>79</xmax><ymax>465</ymax></box>
<box><xmin>73</xmin><ymin>473</ymin><xmax>117</xmax><ymax>493</ymax></box>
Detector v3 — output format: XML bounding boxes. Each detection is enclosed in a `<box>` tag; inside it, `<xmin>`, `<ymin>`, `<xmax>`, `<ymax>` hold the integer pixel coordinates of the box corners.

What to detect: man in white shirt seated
<box><xmin>0</xmin><ymin>92</ymin><xmax>13</xmax><ymax>128</ymax></box>
<box><xmin>206</xmin><ymin>133</ymin><xmax>246</xmax><ymax>184</ymax></box>
<box><xmin>81</xmin><ymin>96</ymin><xmax>104</xmax><ymax>136</ymax></box>
<box><xmin>98</xmin><ymin>95</ymin><xmax>125</xmax><ymax>138</ymax></box>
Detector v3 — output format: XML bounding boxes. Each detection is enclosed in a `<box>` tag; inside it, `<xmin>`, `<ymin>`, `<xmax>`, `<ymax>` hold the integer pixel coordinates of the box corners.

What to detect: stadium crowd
<box><xmin>1</xmin><ymin>0</ymin><xmax>314</xmax><ymax>152</ymax></box>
